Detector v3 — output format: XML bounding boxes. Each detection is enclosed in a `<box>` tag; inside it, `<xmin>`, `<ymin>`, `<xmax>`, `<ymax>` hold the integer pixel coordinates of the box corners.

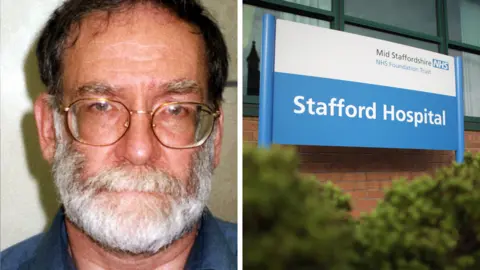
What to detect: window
<box><xmin>345</xmin><ymin>0</ymin><xmax>437</xmax><ymax>35</ymax></box>
<box><xmin>243</xmin><ymin>0</ymin><xmax>480</xmax><ymax>128</ymax></box>
<box><xmin>447</xmin><ymin>0</ymin><xmax>480</xmax><ymax>47</ymax></box>
<box><xmin>283</xmin><ymin>0</ymin><xmax>331</xmax><ymax>11</ymax></box>
<box><xmin>449</xmin><ymin>49</ymin><xmax>480</xmax><ymax>118</ymax></box>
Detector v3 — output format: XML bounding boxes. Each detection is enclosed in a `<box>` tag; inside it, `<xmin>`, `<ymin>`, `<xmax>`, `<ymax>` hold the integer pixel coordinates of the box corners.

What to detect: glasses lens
<box><xmin>67</xmin><ymin>99</ymin><xmax>129</xmax><ymax>145</ymax></box>
<box><xmin>152</xmin><ymin>103</ymin><xmax>215</xmax><ymax>148</ymax></box>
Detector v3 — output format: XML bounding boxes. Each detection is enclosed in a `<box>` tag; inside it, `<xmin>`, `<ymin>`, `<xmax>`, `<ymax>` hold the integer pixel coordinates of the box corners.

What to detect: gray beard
<box><xmin>51</xmin><ymin>110</ymin><xmax>214</xmax><ymax>254</ymax></box>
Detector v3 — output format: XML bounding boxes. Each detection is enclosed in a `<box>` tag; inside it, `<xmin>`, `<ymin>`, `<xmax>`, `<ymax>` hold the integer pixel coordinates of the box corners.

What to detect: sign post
<box><xmin>455</xmin><ymin>57</ymin><xmax>464</xmax><ymax>163</ymax></box>
<box><xmin>258</xmin><ymin>14</ymin><xmax>275</xmax><ymax>148</ymax></box>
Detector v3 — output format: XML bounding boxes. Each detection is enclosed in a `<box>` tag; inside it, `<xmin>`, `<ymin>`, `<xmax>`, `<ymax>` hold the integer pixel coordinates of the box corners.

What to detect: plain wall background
<box><xmin>0</xmin><ymin>0</ymin><xmax>237</xmax><ymax>250</ymax></box>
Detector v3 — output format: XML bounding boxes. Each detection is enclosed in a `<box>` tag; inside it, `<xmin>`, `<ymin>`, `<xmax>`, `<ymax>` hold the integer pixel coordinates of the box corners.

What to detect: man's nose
<box><xmin>120</xmin><ymin>111</ymin><xmax>156</xmax><ymax>166</ymax></box>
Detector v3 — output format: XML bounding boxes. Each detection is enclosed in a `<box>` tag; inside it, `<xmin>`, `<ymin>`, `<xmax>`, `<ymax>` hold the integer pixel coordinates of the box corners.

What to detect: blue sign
<box><xmin>258</xmin><ymin>14</ymin><xmax>465</xmax><ymax>162</ymax></box>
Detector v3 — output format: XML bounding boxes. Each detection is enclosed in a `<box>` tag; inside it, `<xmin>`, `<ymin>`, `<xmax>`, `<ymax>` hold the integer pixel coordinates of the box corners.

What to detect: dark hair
<box><xmin>36</xmin><ymin>0</ymin><xmax>228</xmax><ymax>108</ymax></box>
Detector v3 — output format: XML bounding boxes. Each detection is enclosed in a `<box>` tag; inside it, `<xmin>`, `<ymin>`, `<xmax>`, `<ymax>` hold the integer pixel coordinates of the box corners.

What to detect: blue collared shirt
<box><xmin>1</xmin><ymin>207</ymin><xmax>237</xmax><ymax>270</ymax></box>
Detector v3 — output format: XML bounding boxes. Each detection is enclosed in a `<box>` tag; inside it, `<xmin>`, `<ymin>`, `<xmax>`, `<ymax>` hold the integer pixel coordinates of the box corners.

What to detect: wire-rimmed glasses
<box><xmin>62</xmin><ymin>98</ymin><xmax>220</xmax><ymax>149</ymax></box>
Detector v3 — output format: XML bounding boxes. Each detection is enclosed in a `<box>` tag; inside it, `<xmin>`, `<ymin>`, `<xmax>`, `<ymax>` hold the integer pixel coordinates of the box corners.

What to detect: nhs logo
<box><xmin>432</xmin><ymin>59</ymin><xmax>449</xmax><ymax>70</ymax></box>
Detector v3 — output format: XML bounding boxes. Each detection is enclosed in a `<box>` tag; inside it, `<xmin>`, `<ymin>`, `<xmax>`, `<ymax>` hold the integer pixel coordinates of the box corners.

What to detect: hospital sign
<box><xmin>258</xmin><ymin>14</ymin><xmax>465</xmax><ymax>162</ymax></box>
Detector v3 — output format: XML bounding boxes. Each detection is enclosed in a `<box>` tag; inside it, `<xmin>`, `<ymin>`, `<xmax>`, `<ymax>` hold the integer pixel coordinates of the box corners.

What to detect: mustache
<box><xmin>76</xmin><ymin>167</ymin><xmax>186</xmax><ymax>197</ymax></box>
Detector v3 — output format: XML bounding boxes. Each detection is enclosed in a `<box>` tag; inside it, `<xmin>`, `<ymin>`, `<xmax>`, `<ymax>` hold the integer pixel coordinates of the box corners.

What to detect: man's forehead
<box><xmin>61</xmin><ymin>3</ymin><xmax>208</xmax><ymax>100</ymax></box>
<box><xmin>66</xmin><ymin>4</ymin><xmax>201</xmax><ymax>51</ymax></box>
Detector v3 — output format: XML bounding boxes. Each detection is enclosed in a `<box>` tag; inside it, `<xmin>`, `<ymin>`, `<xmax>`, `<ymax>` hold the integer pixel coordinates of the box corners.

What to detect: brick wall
<box><xmin>244</xmin><ymin>116</ymin><xmax>480</xmax><ymax>216</ymax></box>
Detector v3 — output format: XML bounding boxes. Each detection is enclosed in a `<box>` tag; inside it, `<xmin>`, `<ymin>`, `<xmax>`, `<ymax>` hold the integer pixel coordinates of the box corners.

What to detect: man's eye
<box><xmin>166</xmin><ymin>105</ymin><xmax>186</xmax><ymax>116</ymax></box>
<box><xmin>90</xmin><ymin>102</ymin><xmax>111</xmax><ymax>112</ymax></box>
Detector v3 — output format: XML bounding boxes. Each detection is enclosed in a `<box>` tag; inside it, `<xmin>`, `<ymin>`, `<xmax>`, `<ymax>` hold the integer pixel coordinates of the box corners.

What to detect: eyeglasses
<box><xmin>62</xmin><ymin>98</ymin><xmax>220</xmax><ymax>148</ymax></box>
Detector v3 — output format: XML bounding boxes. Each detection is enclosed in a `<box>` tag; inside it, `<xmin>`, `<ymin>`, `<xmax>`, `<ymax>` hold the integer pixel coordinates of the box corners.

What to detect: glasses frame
<box><xmin>62</xmin><ymin>98</ymin><xmax>220</xmax><ymax>149</ymax></box>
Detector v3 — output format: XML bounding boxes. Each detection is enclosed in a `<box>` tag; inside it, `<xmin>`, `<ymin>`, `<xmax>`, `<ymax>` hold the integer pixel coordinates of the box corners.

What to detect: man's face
<box><xmin>62</xmin><ymin>6</ymin><xmax>209</xmax><ymax>187</ymax></box>
<box><xmin>38</xmin><ymin>5</ymin><xmax>222</xmax><ymax>254</ymax></box>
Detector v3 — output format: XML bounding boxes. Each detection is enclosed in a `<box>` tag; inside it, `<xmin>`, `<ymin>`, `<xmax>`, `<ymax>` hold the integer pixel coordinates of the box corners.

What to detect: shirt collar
<box><xmin>27</xmin><ymin>207</ymin><xmax>235</xmax><ymax>270</ymax></box>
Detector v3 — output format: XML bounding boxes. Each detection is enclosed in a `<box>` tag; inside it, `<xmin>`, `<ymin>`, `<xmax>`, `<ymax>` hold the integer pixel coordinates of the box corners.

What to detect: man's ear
<box><xmin>34</xmin><ymin>93</ymin><xmax>57</xmax><ymax>164</ymax></box>
<box><xmin>213</xmin><ymin>106</ymin><xmax>224</xmax><ymax>169</ymax></box>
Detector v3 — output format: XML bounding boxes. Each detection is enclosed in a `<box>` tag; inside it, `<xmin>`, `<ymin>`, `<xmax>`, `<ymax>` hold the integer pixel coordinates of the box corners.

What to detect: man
<box><xmin>0</xmin><ymin>0</ymin><xmax>236</xmax><ymax>269</ymax></box>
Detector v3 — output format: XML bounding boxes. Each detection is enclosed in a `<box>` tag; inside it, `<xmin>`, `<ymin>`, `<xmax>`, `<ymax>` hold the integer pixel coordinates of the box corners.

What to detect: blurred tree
<box><xmin>243</xmin><ymin>144</ymin><xmax>480</xmax><ymax>270</ymax></box>
<box><xmin>354</xmin><ymin>153</ymin><xmax>480</xmax><ymax>270</ymax></box>
<box><xmin>243</xmin><ymin>144</ymin><xmax>355</xmax><ymax>270</ymax></box>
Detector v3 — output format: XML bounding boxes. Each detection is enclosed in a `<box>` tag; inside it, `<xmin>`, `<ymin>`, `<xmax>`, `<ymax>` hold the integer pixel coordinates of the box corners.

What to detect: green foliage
<box><xmin>354</xmin><ymin>153</ymin><xmax>480</xmax><ymax>270</ymax></box>
<box><xmin>243</xmin><ymin>144</ymin><xmax>355</xmax><ymax>270</ymax></box>
<box><xmin>244</xmin><ymin>144</ymin><xmax>480</xmax><ymax>269</ymax></box>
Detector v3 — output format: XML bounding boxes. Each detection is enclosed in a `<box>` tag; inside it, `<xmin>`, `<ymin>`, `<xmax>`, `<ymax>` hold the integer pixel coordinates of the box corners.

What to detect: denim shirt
<box><xmin>1</xmin><ymin>207</ymin><xmax>237</xmax><ymax>270</ymax></box>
